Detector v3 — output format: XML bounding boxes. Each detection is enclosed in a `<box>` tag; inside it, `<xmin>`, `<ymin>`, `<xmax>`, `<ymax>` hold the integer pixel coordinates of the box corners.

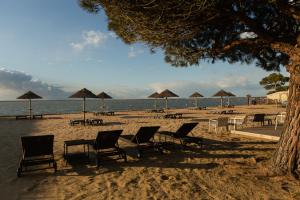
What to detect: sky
<box><xmin>0</xmin><ymin>0</ymin><xmax>289</xmax><ymax>100</ymax></box>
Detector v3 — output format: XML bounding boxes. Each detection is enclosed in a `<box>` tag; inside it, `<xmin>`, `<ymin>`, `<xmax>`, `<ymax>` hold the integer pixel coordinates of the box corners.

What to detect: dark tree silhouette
<box><xmin>260</xmin><ymin>73</ymin><xmax>289</xmax><ymax>94</ymax></box>
<box><xmin>79</xmin><ymin>0</ymin><xmax>300</xmax><ymax>176</ymax></box>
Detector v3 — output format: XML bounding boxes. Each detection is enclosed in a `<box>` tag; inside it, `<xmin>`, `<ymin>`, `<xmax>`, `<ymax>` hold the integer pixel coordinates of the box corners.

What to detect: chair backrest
<box><xmin>131</xmin><ymin>126</ymin><xmax>160</xmax><ymax>143</ymax></box>
<box><xmin>253</xmin><ymin>114</ymin><xmax>265</xmax><ymax>122</ymax></box>
<box><xmin>217</xmin><ymin>117</ymin><xmax>229</xmax><ymax>126</ymax></box>
<box><xmin>242</xmin><ymin>115</ymin><xmax>249</xmax><ymax>124</ymax></box>
<box><xmin>175</xmin><ymin>123</ymin><xmax>198</xmax><ymax>137</ymax></box>
<box><xmin>94</xmin><ymin>130</ymin><xmax>123</xmax><ymax>150</ymax></box>
<box><xmin>21</xmin><ymin>135</ymin><xmax>54</xmax><ymax>157</ymax></box>
<box><xmin>277</xmin><ymin>112</ymin><xmax>286</xmax><ymax>123</ymax></box>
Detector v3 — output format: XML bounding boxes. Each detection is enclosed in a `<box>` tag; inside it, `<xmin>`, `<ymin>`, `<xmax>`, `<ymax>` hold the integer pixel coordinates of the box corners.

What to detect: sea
<box><xmin>0</xmin><ymin>97</ymin><xmax>247</xmax><ymax>116</ymax></box>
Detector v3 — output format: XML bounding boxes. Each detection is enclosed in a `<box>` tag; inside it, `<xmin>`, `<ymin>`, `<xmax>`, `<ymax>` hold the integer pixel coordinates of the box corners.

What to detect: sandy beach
<box><xmin>1</xmin><ymin>105</ymin><xmax>299</xmax><ymax>199</ymax></box>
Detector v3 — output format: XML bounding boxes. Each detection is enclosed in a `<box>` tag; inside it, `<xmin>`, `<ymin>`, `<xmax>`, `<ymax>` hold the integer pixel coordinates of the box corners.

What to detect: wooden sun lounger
<box><xmin>158</xmin><ymin>122</ymin><xmax>203</xmax><ymax>148</ymax></box>
<box><xmin>17</xmin><ymin>135</ymin><xmax>57</xmax><ymax>177</ymax></box>
<box><xmin>163</xmin><ymin>113</ymin><xmax>183</xmax><ymax>119</ymax></box>
<box><xmin>32</xmin><ymin>114</ymin><xmax>43</xmax><ymax>119</ymax></box>
<box><xmin>86</xmin><ymin>119</ymin><xmax>104</xmax><ymax>126</ymax></box>
<box><xmin>69</xmin><ymin>119</ymin><xmax>86</xmax><ymax>126</ymax></box>
<box><xmin>119</xmin><ymin>126</ymin><xmax>162</xmax><ymax>158</ymax></box>
<box><xmin>87</xmin><ymin>130</ymin><xmax>127</xmax><ymax>167</ymax></box>
<box><xmin>94</xmin><ymin>111</ymin><xmax>115</xmax><ymax>116</ymax></box>
<box><xmin>16</xmin><ymin>115</ymin><xmax>28</xmax><ymax>120</ymax></box>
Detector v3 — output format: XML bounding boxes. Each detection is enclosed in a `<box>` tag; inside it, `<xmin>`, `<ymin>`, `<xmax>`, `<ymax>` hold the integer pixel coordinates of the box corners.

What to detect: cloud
<box><xmin>0</xmin><ymin>68</ymin><xmax>70</xmax><ymax>100</ymax></box>
<box><xmin>70</xmin><ymin>30</ymin><xmax>108</xmax><ymax>51</ymax></box>
<box><xmin>108</xmin><ymin>85</ymin><xmax>151</xmax><ymax>99</ymax></box>
<box><xmin>128</xmin><ymin>47</ymin><xmax>144</xmax><ymax>58</ymax></box>
<box><xmin>216</xmin><ymin>76</ymin><xmax>248</xmax><ymax>88</ymax></box>
<box><xmin>240</xmin><ymin>32</ymin><xmax>258</xmax><ymax>39</ymax></box>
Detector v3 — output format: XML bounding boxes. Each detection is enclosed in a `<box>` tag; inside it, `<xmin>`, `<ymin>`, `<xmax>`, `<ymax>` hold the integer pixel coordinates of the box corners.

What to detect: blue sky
<box><xmin>0</xmin><ymin>0</ymin><xmax>288</xmax><ymax>100</ymax></box>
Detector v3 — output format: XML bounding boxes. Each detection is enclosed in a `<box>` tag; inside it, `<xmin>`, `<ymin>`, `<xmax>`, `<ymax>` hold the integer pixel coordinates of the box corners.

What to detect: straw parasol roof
<box><xmin>158</xmin><ymin>89</ymin><xmax>179</xmax><ymax>109</ymax></box>
<box><xmin>213</xmin><ymin>89</ymin><xmax>230</xmax><ymax>97</ymax></box>
<box><xmin>148</xmin><ymin>92</ymin><xmax>162</xmax><ymax>109</ymax></box>
<box><xmin>69</xmin><ymin>88</ymin><xmax>97</xmax><ymax>98</ymax></box>
<box><xmin>17</xmin><ymin>91</ymin><xmax>42</xmax><ymax>119</ymax></box>
<box><xmin>17</xmin><ymin>91</ymin><xmax>42</xmax><ymax>99</ymax></box>
<box><xmin>97</xmin><ymin>92</ymin><xmax>112</xmax><ymax>99</ymax></box>
<box><xmin>189</xmin><ymin>92</ymin><xmax>204</xmax><ymax>98</ymax></box>
<box><xmin>69</xmin><ymin>88</ymin><xmax>97</xmax><ymax>124</ymax></box>
<box><xmin>148</xmin><ymin>92</ymin><xmax>161</xmax><ymax>98</ymax></box>
<box><xmin>159</xmin><ymin>89</ymin><xmax>179</xmax><ymax>98</ymax></box>
<box><xmin>226</xmin><ymin>91</ymin><xmax>236</xmax><ymax>97</ymax></box>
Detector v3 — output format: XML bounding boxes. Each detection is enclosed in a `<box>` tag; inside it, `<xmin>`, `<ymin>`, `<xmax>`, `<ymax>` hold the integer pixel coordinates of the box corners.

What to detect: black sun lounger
<box><xmin>119</xmin><ymin>126</ymin><xmax>162</xmax><ymax>158</ymax></box>
<box><xmin>158</xmin><ymin>123</ymin><xmax>203</xmax><ymax>148</ymax></box>
<box><xmin>17</xmin><ymin>135</ymin><xmax>57</xmax><ymax>177</ymax></box>
<box><xmin>88</xmin><ymin>130</ymin><xmax>127</xmax><ymax>167</ymax></box>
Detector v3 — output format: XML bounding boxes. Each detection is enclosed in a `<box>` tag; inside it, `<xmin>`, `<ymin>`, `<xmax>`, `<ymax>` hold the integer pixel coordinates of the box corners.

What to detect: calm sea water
<box><xmin>0</xmin><ymin>98</ymin><xmax>247</xmax><ymax>116</ymax></box>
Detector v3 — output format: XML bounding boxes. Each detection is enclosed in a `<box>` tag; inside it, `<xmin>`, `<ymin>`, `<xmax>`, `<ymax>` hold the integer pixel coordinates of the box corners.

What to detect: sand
<box><xmin>0</xmin><ymin>105</ymin><xmax>299</xmax><ymax>199</ymax></box>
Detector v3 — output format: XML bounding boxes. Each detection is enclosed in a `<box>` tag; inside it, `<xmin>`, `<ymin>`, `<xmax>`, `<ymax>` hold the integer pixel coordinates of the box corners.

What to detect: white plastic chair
<box><xmin>209</xmin><ymin>117</ymin><xmax>229</xmax><ymax>133</ymax></box>
<box><xmin>229</xmin><ymin>115</ymin><xmax>248</xmax><ymax>130</ymax></box>
<box><xmin>275</xmin><ymin>112</ymin><xmax>286</xmax><ymax>130</ymax></box>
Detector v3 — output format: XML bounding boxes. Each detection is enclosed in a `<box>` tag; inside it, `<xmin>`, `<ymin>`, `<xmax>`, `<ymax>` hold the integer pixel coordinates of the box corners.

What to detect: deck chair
<box><xmin>208</xmin><ymin>117</ymin><xmax>229</xmax><ymax>133</ymax></box>
<box><xmin>158</xmin><ymin>123</ymin><xmax>202</xmax><ymax>148</ymax></box>
<box><xmin>275</xmin><ymin>112</ymin><xmax>286</xmax><ymax>130</ymax></box>
<box><xmin>228</xmin><ymin>115</ymin><xmax>249</xmax><ymax>130</ymax></box>
<box><xmin>119</xmin><ymin>126</ymin><xmax>161</xmax><ymax>158</ymax></box>
<box><xmin>89</xmin><ymin>130</ymin><xmax>127</xmax><ymax>167</ymax></box>
<box><xmin>17</xmin><ymin>135</ymin><xmax>57</xmax><ymax>177</ymax></box>
<box><xmin>252</xmin><ymin>114</ymin><xmax>265</xmax><ymax>126</ymax></box>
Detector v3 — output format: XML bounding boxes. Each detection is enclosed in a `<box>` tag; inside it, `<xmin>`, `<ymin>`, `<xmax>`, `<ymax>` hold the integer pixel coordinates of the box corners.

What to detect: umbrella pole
<box><xmin>102</xmin><ymin>98</ymin><xmax>104</xmax><ymax>111</ymax></box>
<box><xmin>227</xmin><ymin>97</ymin><xmax>230</xmax><ymax>106</ymax></box>
<box><xmin>165</xmin><ymin>97</ymin><xmax>168</xmax><ymax>109</ymax></box>
<box><xmin>29</xmin><ymin>99</ymin><xmax>32</xmax><ymax>120</ymax></box>
<box><xmin>195</xmin><ymin>97</ymin><xmax>198</xmax><ymax>108</ymax></box>
<box><xmin>199</xmin><ymin>98</ymin><xmax>201</xmax><ymax>108</ymax></box>
<box><xmin>221</xmin><ymin>97</ymin><xmax>223</xmax><ymax>107</ymax></box>
<box><xmin>154</xmin><ymin>99</ymin><xmax>157</xmax><ymax>110</ymax></box>
<box><xmin>83</xmin><ymin>97</ymin><xmax>86</xmax><ymax>125</ymax></box>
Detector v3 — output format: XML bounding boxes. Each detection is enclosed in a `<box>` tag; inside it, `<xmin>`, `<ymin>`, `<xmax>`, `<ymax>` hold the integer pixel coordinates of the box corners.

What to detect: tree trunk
<box><xmin>272</xmin><ymin>64</ymin><xmax>300</xmax><ymax>177</ymax></box>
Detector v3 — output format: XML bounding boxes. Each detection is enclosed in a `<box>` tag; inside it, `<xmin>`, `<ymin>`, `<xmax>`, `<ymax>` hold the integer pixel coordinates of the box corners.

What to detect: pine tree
<box><xmin>79</xmin><ymin>0</ymin><xmax>300</xmax><ymax>177</ymax></box>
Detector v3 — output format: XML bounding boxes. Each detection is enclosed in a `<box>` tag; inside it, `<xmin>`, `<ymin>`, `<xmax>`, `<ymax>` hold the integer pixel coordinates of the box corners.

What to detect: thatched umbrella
<box><xmin>97</xmin><ymin>92</ymin><xmax>112</xmax><ymax>110</ymax></box>
<box><xmin>189</xmin><ymin>92</ymin><xmax>204</xmax><ymax>108</ymax></box>
<box><xmin>159</xmin><ymin>89</ymin><xmax>179</xmax><ymax>109</ymax></box>
<box><xmin>213</xmin><ymin>89</ymin><xmax>230</xmax><ymax>107</ymax></box>
<box><xmin>246</xmin><ymin>94</ymin><xmax>252</xmax><ymax>106</ymax></box>
<box><xmin>226</xmin><ymin>91</ymin><xmax>236</xmax><ymax>106</ymax></box>
<box><xmin>148</xmin><ymin>92</ymin><xmax>161</xmax><ymax>109</ymax></box>
<box><xmin>69</xmin><ymin>88</ymin><xmax>97</xmax><ymax>123</ymax></box>
<box><xmin>17</xmin><ymin>91</ymin><xmax>42</xmax><ymax>119</ymax></box>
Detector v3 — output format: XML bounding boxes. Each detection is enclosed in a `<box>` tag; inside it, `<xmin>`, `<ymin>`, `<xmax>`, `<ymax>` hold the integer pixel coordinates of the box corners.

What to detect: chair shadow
<box><xmin>102</xmin><ymin>121</ymin><xmax>126</xmax><ymax>126</ymax></box>
<box><xmin>48</xmin><ymin>136</ymin><xmax>275</xmax><ymax>177</ymax></box>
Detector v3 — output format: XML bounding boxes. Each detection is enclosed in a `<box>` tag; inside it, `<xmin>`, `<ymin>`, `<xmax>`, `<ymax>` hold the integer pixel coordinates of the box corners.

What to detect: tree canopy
<box><xmin>259</xmin><ymin>73</ymin><xmax>289</xmax><ymax>94</ymax></box>
<box><xmin>79</xmin><ymin>0</ymin><xmax>299</xmax><ymax>70</ymax></box>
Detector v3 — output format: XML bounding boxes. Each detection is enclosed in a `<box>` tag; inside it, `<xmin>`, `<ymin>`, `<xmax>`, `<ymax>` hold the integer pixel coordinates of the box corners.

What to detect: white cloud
<box><xmin>0</xmin><ymin>68</ymin><xmax>70</xmax><ymax>100</ymax></box>
<box><xmin>108</xmin><ymin>32</ymin><xmax>118</xmax><ymax>38</ymax></box>
<box><xmin>216</xmin><ymin>76</ymin><xmax>248</xmax><ymax>88</ymax></box>
<box><xmin>128</xmin><ymin>47</ymin><xmax>144</xmax><ymax>58</ymax></box>
<box><xmin>70</xmin><ymin>30</ymin><xmax>108</xmax><ymax>51</ymax></box>
<box><xmin>240</xmin><ymin>32</ymin><xmax>257</xmax><ymax>39</ymax></box>
<box><xmin>108</xmin><ymin>85</ymin><xmax>151</xmax><ymax>99</ymax></box>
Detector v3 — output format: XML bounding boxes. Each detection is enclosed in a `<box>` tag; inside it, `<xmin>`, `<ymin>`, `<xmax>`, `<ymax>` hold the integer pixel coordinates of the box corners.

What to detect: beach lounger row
<box><xmin>93</xmin><ymin>111</ymin><xmax>115</xmax><ymax>116</ymax></box>
<box><xmin>69</xmin><ymin>118</ymin><xmax>103</xmax><ymax>126</ymax></box>
<box><xmin>209</xmin><ymin>110</ymin><xmax>242</xmax><ymax>115</ymax></box>
<box><xmin>154</xmin><ymin>113</ymin><xmax>183</xmax><ymax>119</ymax></box>
<box><xmin>16</xmin><ymin>114</ymin><xmax>43</xmax><ymax>120</ymax></box>
<box><xmin>148</xmin><ymin>109</ymin><xmax>164</xmax><ymax>113</ymax></box>
<box><xmin>17</xmin><ymin>123</ymin><xmax>202</xmax><ymax>176</ymax></box>
<box><xmin>164</xmin><ymin>113</ymin><xmax>183</xmax><ymax>119</ymax></box>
